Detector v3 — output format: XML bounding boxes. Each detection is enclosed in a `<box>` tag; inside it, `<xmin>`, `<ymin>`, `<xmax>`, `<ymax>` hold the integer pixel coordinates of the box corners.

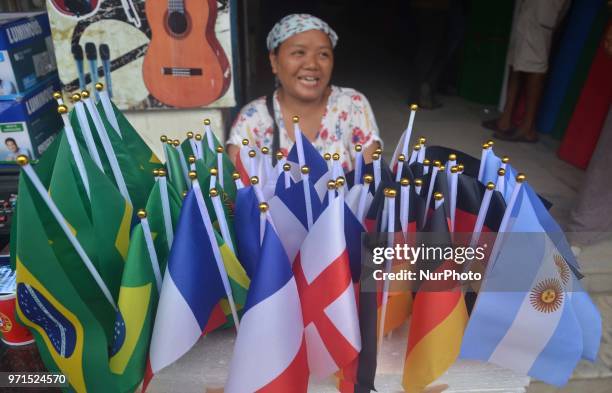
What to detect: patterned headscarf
<box><xmin>266</xmin><ymin>14</ymin><xmax>338</xmax><ymax>52</ymax></box>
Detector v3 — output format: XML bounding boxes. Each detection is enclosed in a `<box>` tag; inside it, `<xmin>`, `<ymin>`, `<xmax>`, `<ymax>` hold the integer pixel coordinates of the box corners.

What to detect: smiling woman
<box><xmin>226</xmin><ymin>13</ymin><xmax>381</xmax><ymax>171</ymax></box>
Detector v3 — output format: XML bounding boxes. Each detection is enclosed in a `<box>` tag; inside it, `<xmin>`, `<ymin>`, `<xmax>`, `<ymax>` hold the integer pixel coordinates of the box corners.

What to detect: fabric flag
<box><xmin>234</xmin><ymin>186</ymin><xmax>261</xmax><ymax>278</ymax></box>
<box><xmin>70</xmin><ymin>106</ymin><xmax>155</xmax><ymax>209</ymax></box>
<box><xmin>200</xmin><ymin>131</ymin><xmax>239</xmax><ymax>201</ymax></box>
<box><xmin>286</xmin><ymin>135</ymin><xmax>328</xmax><ymax>184</ymax></box>
<box><xmin>425</xmin><ymin>146</ymin><xmax>481</xmax><ymax>179</ymax></box>
<box><xmin>15</xmin><ymin>172</ymin><xmax>119</xmax><ymax>393</ymax></box>
<box><xmin>145</xmin><ymin>189</ymin><xmax>248</xmax><ymax>389</ymax></box>
<box><xmin>43</xmin><ymin>132</ymin><xmax>132</xmax><ymax>339</ymax></box>
<box><xmin>293</xmin><ymin>196</ymin><xmax>361</xmax><ymax>378</ymax></box>
<box><xmin>164</xmin><ymin>143</ymin><xmax>188</xmax><ymax>195</ymax></box>
<box><xmin>460</xmin><ymin>184</ymin><xmax>601</xmax><ymax>386</ymax></box>
<box><xmin>226</xmin><ymin>220</ymin><xmax>308</xmax><ymax>393</ymax></box>
<box><xmin>95</xmin><ymin>99</ymin><xmax>162</xmax><ymax>175</ymax></box>
<box><xmin>109</xmin><ymin>223</ymin><xmax>159</xmax><ymax>392</ymax></box>
<box><xmin>454</xmin><ymin>173</ymin><xmax>506</xmax><ymax>233</ymax></box>
<box><xmin>402</xmin><ymin>199</ymin><xmax>468</xmax><ymax>393</ymax></box>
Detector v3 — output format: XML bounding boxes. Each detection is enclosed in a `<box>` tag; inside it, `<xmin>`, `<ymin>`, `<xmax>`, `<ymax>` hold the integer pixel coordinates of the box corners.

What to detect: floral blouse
<box><xmin>227</xmin><ymin>86</ymin><xmax>381</xmax><ymax>171</ymax></box>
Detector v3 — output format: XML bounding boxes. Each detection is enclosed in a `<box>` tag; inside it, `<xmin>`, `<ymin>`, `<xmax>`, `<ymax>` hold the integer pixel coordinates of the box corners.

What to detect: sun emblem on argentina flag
<box><xmin>530</xmin><ymin>278</ymin><xmax>564</xmax><ymax>313</ymax></box>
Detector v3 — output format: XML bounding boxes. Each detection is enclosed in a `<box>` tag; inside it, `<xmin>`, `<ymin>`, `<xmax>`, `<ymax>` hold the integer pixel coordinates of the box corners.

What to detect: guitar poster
<box><xmin>46</xmin><ymin>0</ymin><xmax>235</xmax><ymax>110</ymax></box>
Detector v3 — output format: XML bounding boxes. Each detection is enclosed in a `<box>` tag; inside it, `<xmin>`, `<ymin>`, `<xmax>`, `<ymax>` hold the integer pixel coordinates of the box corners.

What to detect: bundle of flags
<box><xmin>10</xmin><ymin>94</ymin><xmax>601</xmax><ymax>393</ymax></box>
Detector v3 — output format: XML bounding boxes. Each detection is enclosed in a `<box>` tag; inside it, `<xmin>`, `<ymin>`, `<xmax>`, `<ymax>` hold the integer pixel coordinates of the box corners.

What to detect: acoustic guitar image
<box><xmin>143</xmin><ymin>0</ymin><xmax>232</xmax><ymax>108</ymax></box>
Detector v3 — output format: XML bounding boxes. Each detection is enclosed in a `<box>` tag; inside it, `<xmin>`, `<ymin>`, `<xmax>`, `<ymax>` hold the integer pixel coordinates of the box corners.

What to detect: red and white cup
<box><xmin>0</xmin><ymin>292</ymin><xmax>34</xmax><ymax>346</ymax></box>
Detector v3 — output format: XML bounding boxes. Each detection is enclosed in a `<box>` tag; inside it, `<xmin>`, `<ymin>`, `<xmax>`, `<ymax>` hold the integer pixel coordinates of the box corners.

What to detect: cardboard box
<box><xmin>0</xmin><ymin>78</ymin><xmax>61</xmax><ymax>163</ymax></box>
<box><xmin>0</xmin><ymin>12</ymin><xmax>57</xmax><ymax>99</ymax></box>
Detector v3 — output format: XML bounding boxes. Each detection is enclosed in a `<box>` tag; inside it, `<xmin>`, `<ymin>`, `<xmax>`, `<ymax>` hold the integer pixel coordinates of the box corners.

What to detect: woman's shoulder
<box><xmin>239</xmin><ymin>96</ymin><xmax>268</xmax><ymax>117</ymax></box>
<box><xmin>331</xmin><ymin>86</ymin><xmax>371</xmax><ymax>105</ymax></box>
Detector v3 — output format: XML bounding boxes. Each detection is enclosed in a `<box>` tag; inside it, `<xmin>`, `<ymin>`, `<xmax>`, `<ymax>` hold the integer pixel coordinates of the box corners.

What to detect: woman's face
<box><xmin>270</xmin><ymin>30</ymin><xmax>334</xmax><ymax>102</ymax></box>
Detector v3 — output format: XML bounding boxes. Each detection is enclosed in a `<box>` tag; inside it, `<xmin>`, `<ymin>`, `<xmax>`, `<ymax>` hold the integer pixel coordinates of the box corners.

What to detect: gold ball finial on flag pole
<box><xmin>434</xmin><ymin>192</ymin><xmax>443</xmax><ymax>201</ymax></box>
<box><xmin>423</xmin><ymin>159</ymin><xmax>431</xmax><ymax>166</ymax></box>
<box><xmin>259</xmin><ymin>202</ymin><xmax>269</xmax><ymax>213</ymax></box>
<box><xmin>497</xmin><ymin>168</ymin><xmax>506</xmax><ymax>176</ymax></box>
<box><xmin>355</xmin><ymin>144</ymin><xmax>362</xmax><ymax>152</ymax></box>
<box><xmin>449</xmin><ymin>153</ymin><xmax>457</xmax><ymax>161</ymax></box>
<box><xmin>153</xmin><ymin>169</ymin><xmax>160</xmax><ymax>177</ymax></box>
<box><xmin>335</xmin><ymin>177</ymin><xmax>345</xmax><ymax>188</ymax></box>
<box><xmin>324</xmin><ymin>153</ymin><xmax>331</xmax><ymax>161</ymax></box>
<box><xmin>209</xmin><ymin>168</ymin><xmax>218</xmax><ymax>176</ymax></box>
<box><xmin>95</xmin><ymin>82</ymin><xmax>104</xmax><ymax>91</ymax></box>
<box><xmin>261</xmin><ymin>146</ymin><xmax>269</xmax><ymax>154</ymax></box>
<box><xmin>232</xmin><ymin>172</ymin><xmax>241</xmax><ymax>180</ymax></box>
<box><xmin>450</xmin><ymin>166</ymin><xmax>459</xmax><ymax>174</ymax></box>
<box><xmin>250</xmin><ymin>176</ymin><xmax>259</xmax><ymax>185</ymax></box>
<box><xmin>502</xmin><ymin>156</ymin><xmax>510</xmax><ymax>164</ymax></box>
<box><xmin>188</xmin><ymin>155</ymin><xmax>196</xmax><ymax>164</ymax></box>
<box><xmin>486</xmin><ymin>182</ymin><xmax>495</xmax><ymax>190</ymax></box>
<box><xmin>413</xmin><ymin>144</ymin><xmax>421</xmax><ymax>151</ymax></box>
<box><xmin>16</xmin><ymin>155</ymin><xmax>29</xmax><ymax>166</ymax></box>
<box><xmin>332</xmin><ymin>153</ymin><xmax>340</xmax><ymax>161</ymax></box>
<box><xmin>486</xmin><ymin>140</ymin><xmax>494</xmax><ymax>147</ymax></box>
<box><xmin>158</xmin><ymin>168</ymin><xmax>167</xmax><ymax>177</ymax></box>
<box><xmin>398</xmin><ymin>154</ymin><xmax>406</xmax><ymax>162</ymax></box>
<box><xmin>137</xmin><ymin>209</ymin><xmax>147</xmax><ymax>219</ymax></box>
<box><xmin>203</xmin><ymin>119</ymin><xmax>211</xmax><ymax>125</ymax></box>
<box><xmin>195</xmin><ymin>134</ymin><xmax>202</xmax><ymax>141</ymax></box>
<box><xmin>374</xmin><ymin>147</ymin><xmax>383</xmax><ymax>155</ymax></box>
<box><xmin>327</xmin><ymin>180</ymin><xmax>336</xmax><ymax>190</ymax></box>
<box><xmin>482</xmin><ymin>142</ymin><xmax>490</xmax><ymax>149</ymax></box>
<box><xmin>400</xmin><ymin>178</ymin><xmax>410</xmax><ymax>186</ymax></box>
<box><xmin>433</xmin><ymin>160</ymin><xmax>442</xmax><ymax>168</ymax></box>
<box><xmin>209</xmin><ymin>188</ymin><xmax>219</xmax><ymax>197</ymax></box>
<box><xmin>372</xmin><ymin>153</ymin><xmax>380</xmax><ymax>161</ymax></box>
<box><xmin>58</xmin><ymin>105</ymin><xmax>68</xmax><ymax>115</ymax></box>
<box><xmin>187</xmin><ymin>131</ymin><xmax>194</xmax><ymax>139</ymax></box>
<box><xmin>172</xmin><ymin>140</ymin><xmax>180</xmax><ymax>147</ymax></box>
<box><xmin>419</xmin><ymin>137</ymin><xmax>426</xmax><ymax>145</ymax></box>
<box><xmin>276</xmin><ymin>151</ymin><xmax>284</xmax><ymax>160</ymax></box>
<box><xmin>457</xmin><ymin>164</ymin><xmax>464</xmax><ymax>172</ymax></box>
<box><xmin>292</xmin><ymin>115</ymin><xmax>299</xmax><ymax>123</ymax></box>
<box><xmin>81</xmin><ymin>90</ymin><xmax>90</xmax><ymax>99</ymax></box>
<box><xmin>301</xmin><ymin>166</ymin><xmax>310</xmax><ymax>175</ymax></box>
<box><xmin>188</xmin><ymin>170</ymin><xmax>197</xmax><ymax>180</ymax></box>
<box><xmin>216</xmin><ymin>146</ymin><xmax>224</xmax><ymax>153</ymax></box>
<box><xmin>71</xmin><ymin>93</ymin><xmax>81</xmax><ymax>102</ymax></box>
<box><xmin>53</xmin><ymin>91</ymin><xmax>62</xmax><ymax>100</ymax></box>
<box><xmin>516</xmin><ymin>173</ymin><xmax>526</xmax><ymax>183</ymax></box>
<box><xmin>160</xmin><ymin>135</ymin><xmax>168</xmax><ymax>143</ymax></box>
<box><xmin>439</xmin><ymin>165</ymin><xmax>445</xmax><ymax>171</ymax></box>
<box><xmin>384</xmin><ymin>188</ymin><xmax>397</xmax><ymax>198</ymax></box>
<box><xmin>414</xmin><ymin>178</ymin><xmax>423</xmax><ymax>187</ymax></box>
<box><xmin>363</xmin><ymin>174</ymin><xmax>374</xmax><ymax>184</ymax></box>
<box><xmin>410</xmin><ymin>104</ymin><xmax>418</xmax><ymax>111</ymax></box>
<box><xmin>283</xmin><ymin>163</ymin><xmax>291</xmax><ymax>171</ymax></box>
<box><xmin>182</xmin><ymin>190</ymin><xmax>188</xmax><ymax>198</ymax></box>
<box><xmin>242</xmin><ymin>138</ymin><xmax>249</xmax><ymax>146</ymax></box>
<box><xmin>248</xmin><ymin>149</ymin><xmax>256</xmax><ymax>158</ymax></box>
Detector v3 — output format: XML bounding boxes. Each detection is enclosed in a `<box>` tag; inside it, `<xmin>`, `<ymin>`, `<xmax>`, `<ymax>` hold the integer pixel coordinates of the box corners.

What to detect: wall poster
<box><xmin>46</xmin><ymin>0</ymin><xmax>235</xmax><ymax>110</ymax></box>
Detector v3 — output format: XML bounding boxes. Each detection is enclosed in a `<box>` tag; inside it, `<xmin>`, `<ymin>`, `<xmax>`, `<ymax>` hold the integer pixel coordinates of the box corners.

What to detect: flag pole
<box><xmin>195</xmin><ymin>133</ymin><xmax>203</xmax><ymax>159</ymax></box>
<box><xmin>259</xmin><ymin>202</ymin><xmax>268</xmax><ymax>246</ymax></box>
<box><xmin>422</xmin><ymin>161</ymin><xmax>441</xmax><ymax>226</ymax></box>
<box><xmin>477</xmin><ymin>142</ymin><xmax>491</xmax><ymax>183</ymax></box>
<box><xmin>292</xmin><ymin>116</ymin><xmax>306</xmax><ymax>168</ymax></box>
<box><xmin>232</xmin><ymin>172</ymin><xmax>244</xmax><ymax>190</ymax></box>
<box><xmin>400</xmin><ymin>178</ymin><xmax>410</xmax><ymax>233</ymax></box>
<box><xmin>372</xmin><ymin>152</ymin><xmax>381</xmax><ymax>192</ymax></box>
<box><xmin>203</xmin><ymin>119</ymin><xmax>215</xmax><ymax>152</ymax></box>
<box><xmin>417</xmin><ymin>137</ymin><xmax>427</xmax><ymax>163</ymax></box>
<box><xmin>275</xmin><ymin>151</ymin><xmax>285</xmax><ymax>175</ymax></box>
<box><xmin>408</xmin><ymin>144</ymin><xmax>421</xmax><ymax>165</ymax></box>
<box><xmin>283</xmin><ymin>163</ymin><xmax>292</xmax><ymax>189</ymax></box>
<box><xmin>327</xmin><ymin>180</ymin><xmax>336</xmax><ymax>204</ymax></box>
<box><xmin>247</xmin><ymin>149</ymin><xmax>257</xmax><ymax>179</ymax></box>
<box><xmin>190</xmin><ymin>171</ymin><xmax>240</xmax><ymax>331</ymax></box>
<box><xmin>52</xmin><ymin>91</ymin><xmax>64</xmax><ymax>106</ymax></box>
<box><xmin>324</xmin><ymin>153</ymin><xmax>332</xmax><ymax>172</ymax></box>
<box><xmin>95</xmin><ymin>83</ymin><xmax>121</xmax><ymax>137</ymax></box>
<box><xmin>446</xmin><ymin>153</ymin><xmax>457</xmax><ymax>177</ymax></box>
<box><xmin>469</xmin><ymin>182</ymin><xmax>495</xmax><ymax>247</ymax></box>
<box><xmin>400</xmin><ymin>104</ymin><xmax>418</xmax><ymax>158</ymax></box>
<box><xmin>395</xmin><ymin>154</ymin><xmax>406</xmax><ymax>182</ymax></box>
<box><xmin>449</xmin><ymin>166</ymin><xmax>459</xmax><ymax>232</ymax></box>
<box><xmin>354</xmin><ymin>144</ymin><xmax>363</xmax><ymax>185</ymax></box>
<box><xmin>17</xmin><ymin>155</ymin><xmax>117</xmax><ymax>310</ymax></box>
<box><xmin>217</xmin><ymin>146</ymin><xmax>225</xmax><ymax>189</ymax></box>
<box><xmin>332</xmin><ymin>153</ymin><xmax>342</xmax><ymax>181</ymax></box>
<box><xmin>301</xmin><ymin>166</ymin><xmax>314</xmax><ymax>230</ymax></box>
<box><xmin>210</xmin><ymin>188</ymin><xmax>236</xmax><ymax>255</ymax></box>
<box><xmin>488</xmin><ymin>173</ymin><xmax>526</xmax><ymax>270</ymax></box>
<box><xmin>187</xmin><ymin>132</ymin><xmax>199</xmax><ymax>160</ymax></box>
<box><xmin>208</xmin><ymin>168</ymin><xmax>218</xmax><ymax>190</ymax></box>
<box><xmin>357</xmin><ymin>174</ymin><xmax>373</xmax><ymax>224</ymax></box>
<box><xmin>157</xmin><ymin>168</ymin><xmax>174</xmax><ymax>249</ymax></box>
<box><xmin>57</xmin><ymin>104</ymin><xmax>91</xmax><ymax>199</ymax></box>
<box><xmin>423</xmin><ymin>159</ymin><xmax>431</xmax><ymax>176</ymax></box>
<box><xmin>250</xmin><ymin>176</ymin><xmax>265</xmax><ymax>203</ymax></box>
<box><xmin>174</xmin><ymin>140</ymin><xmax>191</xmax><ymax>189</ymax></box>
<box><xmin>378</xmin><ymin>187</ymin><xmax>397</xmax><ymax>356</ymax></box>
<box><xmin>139</xmin><ymin>209</ymin><xmax>163</xmax><ymax>293</ymax></box>
<box><xmin>81</xmin><ymin>89</ymin><xmax>133</xmax><ymax>205</ymax></box>
<box><xmin>71</xmin><ymin>93</ymin><xmax>104</xmax><ymax>171</ymax></box>
<box><xmin>414</xmin><ymin>178</ymin><xmax>423</xmax><ymax>195</ymax></box>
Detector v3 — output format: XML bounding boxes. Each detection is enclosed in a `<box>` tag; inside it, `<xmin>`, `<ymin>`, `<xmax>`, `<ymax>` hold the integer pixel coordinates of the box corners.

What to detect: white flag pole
<box><xmin>378</xmin><ymin>187</ymin><xmax>396</xmax><ymax>356</ymax></box>
<box><xmin>139</xmin><ymin>210</ymin><xmax>163</xmax><ymax>292</ymax></box>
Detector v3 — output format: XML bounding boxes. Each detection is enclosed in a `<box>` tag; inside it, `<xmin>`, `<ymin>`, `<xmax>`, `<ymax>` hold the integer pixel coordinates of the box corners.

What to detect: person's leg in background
<box><xmin>496</xmin><ymin>68</ymin><xmax>523</xmax><ymax>132</ymax></box>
